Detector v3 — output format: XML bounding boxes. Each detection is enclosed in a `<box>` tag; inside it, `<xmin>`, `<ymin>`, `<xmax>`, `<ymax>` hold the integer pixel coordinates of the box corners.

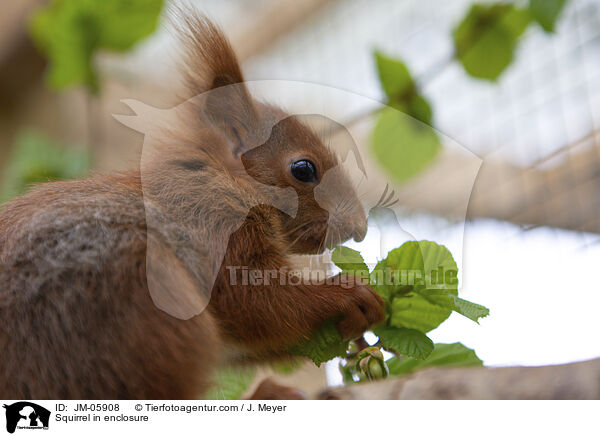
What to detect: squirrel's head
<box><xmin>116</xmin><ymin>13</ymin><xmax>367</xmax><ymax>254</ymax></box>
<box><xmin>240</xmin><ymin>112</ymin><xmax>367</xmax><ymax>254</ymax></box>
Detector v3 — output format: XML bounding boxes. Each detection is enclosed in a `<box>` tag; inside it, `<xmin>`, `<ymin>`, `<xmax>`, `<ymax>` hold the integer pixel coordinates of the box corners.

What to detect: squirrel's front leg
<box><xmin>207</xmin><ymin>208</ymin><xmax>385</xmax><ymax>356</ymax></box>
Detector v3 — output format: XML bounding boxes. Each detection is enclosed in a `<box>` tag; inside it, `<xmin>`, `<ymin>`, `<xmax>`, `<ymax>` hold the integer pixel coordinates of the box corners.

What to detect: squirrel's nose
<box><xmin>352</xmin><ymin>220</ymin><xmax>367</xmax><ymax>242</ymax></box>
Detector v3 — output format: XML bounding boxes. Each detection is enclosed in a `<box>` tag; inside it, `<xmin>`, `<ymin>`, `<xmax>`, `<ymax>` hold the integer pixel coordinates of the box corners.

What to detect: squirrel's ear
<box><xmin>204</xmin><ymin>83</ymin><xmax>258</xmax><ymax>157</ymax></box>
<box><xmin>176</xmin><ymin>12</ymin><xmax>258</xmax><ymax>156</ymax></box>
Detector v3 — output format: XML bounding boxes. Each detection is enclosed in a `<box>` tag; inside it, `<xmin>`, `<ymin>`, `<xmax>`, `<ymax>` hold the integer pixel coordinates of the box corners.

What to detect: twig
<box><xmin>354</xmin><ymin>336</ymin><xmax>371</xmax><ymax>351</ymax></box>
<box><xmin>384</xmin><ymin>347</ymin><xmax>402</xmax><ymax>361</ymax></box>
<box><xmin>339</xmin><ymin>53</ymin><xmax>454</xmax><ymax>131</ymax></box>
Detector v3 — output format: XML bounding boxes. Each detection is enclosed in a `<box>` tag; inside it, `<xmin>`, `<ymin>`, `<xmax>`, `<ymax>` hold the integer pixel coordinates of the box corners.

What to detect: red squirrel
<box><xmin>0</xmin><ymin>14</ymin><xmax>384</xmax><ymax>399</ymax></box>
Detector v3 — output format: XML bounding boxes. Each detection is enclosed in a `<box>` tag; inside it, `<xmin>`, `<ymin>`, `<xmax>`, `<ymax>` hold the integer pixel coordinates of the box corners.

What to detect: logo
<box><xmin>114</xmin><ymin>81</ymin><xmax>481</xmax><ymax>320</ymax></box>
<box><xmin>3</xmin><ymin>402</ymin><xmax>50</xmax><ymax>434</ymax></box>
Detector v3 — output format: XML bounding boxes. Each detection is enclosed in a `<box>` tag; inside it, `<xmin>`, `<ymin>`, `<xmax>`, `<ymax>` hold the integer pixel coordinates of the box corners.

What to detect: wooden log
<box><xmin>316</xmin><ymin>358</ymin><xmax>600</xmax><ymax>399</ymax></box>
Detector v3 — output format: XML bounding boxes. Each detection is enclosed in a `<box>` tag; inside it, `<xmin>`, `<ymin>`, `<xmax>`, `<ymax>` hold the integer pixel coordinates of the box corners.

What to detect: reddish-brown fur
<box><xmin>0</xmin><ymin>14</ymin><xmax>383</xmax><ymax>399</ymax></box>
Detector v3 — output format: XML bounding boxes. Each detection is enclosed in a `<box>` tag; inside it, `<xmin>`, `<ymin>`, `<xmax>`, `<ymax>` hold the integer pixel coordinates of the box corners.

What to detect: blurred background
<box><xmin>1</xmin><ymin>0</ymin><xmax>599</xmax><ymax>395</ymax></box>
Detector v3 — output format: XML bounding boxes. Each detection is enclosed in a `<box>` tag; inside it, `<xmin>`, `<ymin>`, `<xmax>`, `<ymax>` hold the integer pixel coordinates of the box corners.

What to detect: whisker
<box><xmin>280</xmin><ymin>221</ymin><xmax>322</xmax><ymax>237</ymax></box>
<box><xmin>385</xmin><ymin>198</ymin><xmax>399</xmax><ymax>208</ymax></box>
<box><xmin>383</xmin><ymin>188</ymin><xmax>396</xmax><ymax>206</ymax></box>
<box><xmin>376</xmin><ymin>184</ymin><xmax>389</xmax><ymax>207</ymax></box>
<box><xmin>288</xmin><ymin>227</ymin><xmax>312</xmax><ymax>249</ymax></box>
<box><xmin>318</xmin><ymin>228</ymin><xmax>327</xmax><ymax>253</ymax></box>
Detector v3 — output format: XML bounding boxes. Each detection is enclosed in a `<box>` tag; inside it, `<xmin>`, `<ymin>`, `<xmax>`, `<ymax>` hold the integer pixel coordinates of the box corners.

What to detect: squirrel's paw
<box><xmin>332</xmin><ymin>274</ymin><xmax>385</xmax><ymax>340</ymax></box>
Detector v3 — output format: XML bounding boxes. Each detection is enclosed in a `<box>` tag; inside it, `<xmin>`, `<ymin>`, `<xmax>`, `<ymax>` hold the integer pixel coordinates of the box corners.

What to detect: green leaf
<box><xmin>390</xmin><ymin>295</ymin><xmax>454</xmax><ymax>333</ymax></box>
<box><xmin>412</xmin><ymin>289</ymin><xmax>490</xmax><ymax>323</ymax></box>
<box><xmin>451</xmin><ymin>297</ymin><xmax>489</xmax><ymax>322</ymax></box>
<box><xmin>373</xmin><ymin>325</ymin><xmax>434</xmax><ymax>360</ymax></box>
<box><xmin>386</xmin><ymin>342</ymin><xmax>483</xmax><ymax>376</ymax></box>
<box><xmin>95</xmin><ymin>0</ymin><xmax>164</xmax><ymax>51</ymax></box>
<box><xmin>371</xmin><ymin>107</ymin><xmax>440</xmax><ymax>184</ymax></box>
<box><xmin>331</xmin><ymin>246</ymin><xmax>369</xmax><ymax>278</ymax></box>
<box><xmin>29</xmin><ymin>0</ymin><xmax>163</xmax><ymax>92</ymax></box>
<box><xmin>372</xmin><ymin>51</ymin><xmax>439</xmax><ymax>183</ymax></box>
<box><xmin>370</xmin><ymin>260</ymin><xmax>394</xmax><ymax>305</ymax></box>
<box><xmin>290</xmin><ymin>319</ymin><xmax>349</xmax><ymax>366</ymax></box>
<box><xmin>204</xmin><ymin>367</ymin><xmax>256</xmax><ymax>400</ymax></box>
<box><xmin>403</xmin><ymin>94</ymin><xmax>433</xmax><ymax>126</ymax></box>
<box><xmin>1</xmin><ymin>129</ymin><xmax>91</xmax><ymax>203</ymax></box>
<box><xmin>374</xmin><ymin>51</ymin><xmax>415</xmax><ymax>104</ymax></box>
<box><xmin>501</xmin><ymin>6</ymin><xmax>533</xmax><ymax>40</ymax></box>
<box><xmin>374</xmin><ymin>50</ymin><xmax>433</xmax><ymax>126</ymax></box>
<box><xmin>370</xmin><ymin>240</ymin><xmax>453</xmax><ymax>296</ymax></box>
<box><xmin>529</xmin><ymin>0</ymin><xmax>567</xmax><ymax>32</ymax></box>
<box><xmin>453</xmin><ymin>3</ymin><xmax>532</xmax><ymax>81</ymax></box>
<box><xmin>373</xmin><ymin>241</ymin><xmax>459</xmax><ymax>332</ymax></box>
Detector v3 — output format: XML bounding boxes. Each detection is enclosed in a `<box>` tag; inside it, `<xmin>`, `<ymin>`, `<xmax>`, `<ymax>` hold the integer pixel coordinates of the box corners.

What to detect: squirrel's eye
<box><xmin>290</xmin><ymin>159</ymin><xmax>317</xmax><ymax>183</ymax></box>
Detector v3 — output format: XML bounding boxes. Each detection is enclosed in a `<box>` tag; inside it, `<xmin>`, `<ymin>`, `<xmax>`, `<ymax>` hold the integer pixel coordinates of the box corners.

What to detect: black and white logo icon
<box><xmin>3</xmin><ymin>402</ymin><xmax>50</xmax><ymax>434</ymax></box>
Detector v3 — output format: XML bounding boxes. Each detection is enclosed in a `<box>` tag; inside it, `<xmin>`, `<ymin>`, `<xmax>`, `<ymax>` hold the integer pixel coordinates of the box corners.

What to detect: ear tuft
<box><xmin>170</xmin><ymin>8</ymin><xmax>259</xmax><ymax>157</ymax></box>
<box><xmin>171</xmin><ymin>8</ymin><xmax>245</xmax><ymax>95</ymax></box>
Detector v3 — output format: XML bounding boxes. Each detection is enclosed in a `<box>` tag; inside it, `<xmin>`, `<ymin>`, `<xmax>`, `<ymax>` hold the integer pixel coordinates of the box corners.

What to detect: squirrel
<box><xmin>0</xmin><ymin>14</ymin><xmax>384</xmax><ymax>399</ymax></box>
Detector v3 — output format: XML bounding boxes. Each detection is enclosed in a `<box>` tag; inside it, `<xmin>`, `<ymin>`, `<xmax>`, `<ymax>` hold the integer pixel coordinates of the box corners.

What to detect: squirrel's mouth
<box><xmin>287</xmin><ymin>215</ymin><xmax>367</xmax><ymax>254</ymax></box>
<box><xmin>323</xmin><ymin>222</ymin><xmax>367</xmax><ymax>246</ymax></box>
<box><xmin>289</xmin><ymin>222</ymin><xmax>367</xmax><ymax>255</ymax></box>
<box><xmin>293</xmin><ymin>230</ymin><xmax>362</xmax><ymax>255</ymax></box>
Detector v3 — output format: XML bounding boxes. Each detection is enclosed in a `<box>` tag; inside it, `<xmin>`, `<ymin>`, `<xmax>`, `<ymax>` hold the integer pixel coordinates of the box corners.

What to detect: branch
<box><xmin>317</xmin><ymin>358</ymin><xmax>600</xmax><ymax>399</ymax></box>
